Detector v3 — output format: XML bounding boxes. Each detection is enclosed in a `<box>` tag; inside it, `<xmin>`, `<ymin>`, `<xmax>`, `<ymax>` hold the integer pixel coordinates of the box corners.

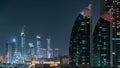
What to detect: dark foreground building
<box><xmin>69</xmin><ymin>4</ymin><xmax>92</xmax><ymax>66</ymax></box>
<box><xmin>93</xmin><ymin>17</ymin><xmax>111</xmax><ymax>67</ymax></box>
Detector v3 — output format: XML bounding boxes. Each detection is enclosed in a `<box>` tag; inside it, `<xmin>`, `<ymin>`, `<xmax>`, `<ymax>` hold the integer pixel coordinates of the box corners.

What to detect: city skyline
<box><xmin>0</xmin><ymin>0</ymin><xmax>120</xmax><ymax>67</ymax></box>
<box><xmin>0</xmin><ymin>0</ymin><xmax>99</xmax><ymax>56</ymax></box>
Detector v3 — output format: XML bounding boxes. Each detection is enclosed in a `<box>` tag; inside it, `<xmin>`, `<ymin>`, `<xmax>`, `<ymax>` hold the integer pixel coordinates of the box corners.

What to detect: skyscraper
<box><xmin>6</xmin><ymin>42</ymin><xmax>12</xmax><ymax>63</ymax></box>
<box><xmin>46</xmin><ymin>38</ymin><xmax>51</xmax><ymax>58</ymax></box>
<box><xmin>11</xmin><ymin>38</ymin><xmax>18</xmax><ymax>63</ymax></box>
<box><xmin>20</xmin><ymin>26</ymin><xmax>26</xmax><ymax>61</ymax></box>
<box><xmin>54</xmin><ymin>48</ymin><xmax>59</xmax><ymax>58</ymax></box>
<box><xmin>101</xmin><ymin>0</ymin><xmax>120</xmax><ymax>66</ymax></box>
<box><xmin>93</xmin><ymin>13</ymin><xmax>112</xmax><ymax>66</ymax></box>
<box><xmin>36</xmin><ymin>35</ymin><xmax>41</xmax><ymax>58</ymax></box>
<box><xmin>39</xmin><ymin>48</ymin><xmax>47</xmax><ymax>58</ymax></box>
<box><xmin>69</xmin><ymin>4</ymin><xmax>92</xmax><ymax>66</ymax></box>
<box><xmin>4</xmin><ymin>42</ymin><xmax>9</xmax><ymax>63</ymax></box>
<box><xmin>28</xmin><ymin>42</ymin><xmax>35</xmax><ymax>60</ymax></box>
<box><xmin>12</xmin><ymin>38</ymin><xmax>21</xmax><ymax>63</ymax></box>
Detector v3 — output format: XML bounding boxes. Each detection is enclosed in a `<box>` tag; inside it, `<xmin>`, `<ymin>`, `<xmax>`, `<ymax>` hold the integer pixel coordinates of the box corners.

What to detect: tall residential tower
<box><xmin>93</xmin><ymin>12</ymin><xmax>113</xmax><ymax>66</ymax></box>
<box><xmin>69</xmin><ymin>4</ymin><xmax>92</xmax><ymax>66</ymax></box>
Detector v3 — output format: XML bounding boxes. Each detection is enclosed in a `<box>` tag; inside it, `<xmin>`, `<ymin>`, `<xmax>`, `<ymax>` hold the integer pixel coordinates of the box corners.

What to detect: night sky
<box><xmin>0</xmin><ymin>0</ymin><xmax>99</xmax><ymax>56</ymax></box>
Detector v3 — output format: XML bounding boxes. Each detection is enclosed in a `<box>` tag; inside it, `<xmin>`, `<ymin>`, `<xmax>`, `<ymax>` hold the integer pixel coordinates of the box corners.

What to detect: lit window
<box><xmin>98</xmin><ymin>34</ymin><xmax>101</xmax><ymax>36</ymax></box>
<box><xmin>104</xmin><ymin>42</ymin><xmax>106</xmax><ymax>45</ymax></box>
<box><xmin>99</xmin><ymin>27</ymin><xmax>102</xmax><ymax>29</ymax></box>
<box><xmin>81</xmin><ymin>28</ymin><xmax>85</xmax><ymax>30</ymax></box>
<box><xmin>117</xmin><ymin>32</ymin><xmax>120</xmax><ymax>35</ymax></box>
<box><xmin>102</xmin><ymin>28</ymin><xmax>106</xmax><ymax>31</ymax></box>
<box><xmin>82</xmin><ymin>59</ymin><xmax>85</xmax><ymax>61</ymax></box>
<box><xmin>82</xmin><ymin>62</ymin><xmax>85</xmax><ymax>64</ymax></box>
<box><xmin>82</xmin><ymin>47</ymin><xmax>86</xmax><ymax>49</ymax></box>
<box><xmin>101</xmin><ymin>54</ymin><xmax>107</xmax><ymax>56</ymax></box>
<box><xmin>103</xmin><ymin>47</ymin><xmax>107</xmax><ymax>50</ymax></box>
<box><xmin>82</xmin><ymin>56</ymin><xmax>85</xmax><ymax>58</ymax></box>
<box><xmin>82</xmin><ymin>40</ymin><xmax>85</xmax><ymax>44</ymax></box>
<box><xmin>81</xmin><ymin>22</ymin><xmax>85</xmax><ymax>26</ymax></box>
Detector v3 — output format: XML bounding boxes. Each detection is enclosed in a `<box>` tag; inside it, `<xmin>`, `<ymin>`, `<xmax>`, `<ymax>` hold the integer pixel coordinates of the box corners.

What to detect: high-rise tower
<box><xmin>69</xmin><ymin>4</ymin><xmax>92</xmax><ymax>66</ymax></box>
<box><xmin>93</xmin><ymin>12</ymin><xmax>112</xmax><ymax>66</ymax></box>
<box><xmin>100</xmin><ymin>0</ymin><xmax>120</xmax><ymax>66</ymax></box>
<box><xmin>46</xmin><ymin>38</ymin><xmax>51</xmax><ymax>58</ymax></box>
<box><xmin>12</xmin><ymin>38</ymin><xmax>20</xmax><ymax>63</ymax></box>
<box><xmin>28</xmin><ymin>42</ymin><xmax>35</xmax><ymax>60</ymax></box>
<box><xmin>36</xmin><ymin>35</ymin><xmax>41</xmax><ymax>58</ymax></box>
<box><xmin>20</xmin><ymin>26</ymin><xmax>26</xmax><ymax>61</ymax></box>
<box><xmin>54</xmin><ymin>48</ymin><xmax>59</xmax><ymax>58</ymax></box>
<box><xmin>6</xmin><ymin>42</ymin><xmax>12</xmax><ymax>63</ymax></box>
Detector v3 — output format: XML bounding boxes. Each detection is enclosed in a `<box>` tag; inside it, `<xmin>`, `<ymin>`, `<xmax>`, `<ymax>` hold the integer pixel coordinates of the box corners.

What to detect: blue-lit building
<box><xmin>69</xmin><ymin>4</ymin><xmax>92</xmax><ymax>66</ymax></box>
<box><xmin>20</xmin><ymin>26</ymin><xmax>27</xmax><ymax>61</ymax></box>
<box><xmin>36</xmin><ymin>35</ymin><xmax>41</xmax><ymax>58</ymax></box>
<box><xmin>5</xmin><ymin>42</ymin><xmax>12</xmax><ymax>63</ymax></box>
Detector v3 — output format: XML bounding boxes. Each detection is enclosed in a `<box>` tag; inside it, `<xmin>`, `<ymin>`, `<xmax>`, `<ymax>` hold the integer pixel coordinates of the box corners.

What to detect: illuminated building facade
<box><xmin>101</xmin><ymin>0</ymin><xmax>120</xmax><ymax>66</ymax></box>
<box><xmin>39</xmin><ymin>48</ymin><xmax>46</xmax><ymax>58</ymax></box>
<box><xmin>36</xmin><ymin>35</ymin><xmax>41</xmax><ymax>58</ymax></box>
<box><xmin>12</xmin><ymin>38</ymin><xmax>18</xmax><ymax>63</ymax></box>
<box><xmin>6</xmin><ymin>42</ymin><xmax>12</xmax><ymax>63</ymax></box>
<box><xmin>20</xmin><ymin>26</ymin><xmax>26</xmax><ymax>61</ymax></box>
<box><xmin>28</xmin><ymin>42</ymin><xmax>35</xmax><ymax>60</ymax></box>
<box><xmin>54</xmin><ymin>48</ymin><xmax>59</xmax><ymax>58</ymax></box>
<box><xmin>6</xmin><ymin>39</ymin><xmax>21</xmax><ymax>63</ymax></box>
<box><xmin>46</xmin><ymin>38</ymin><xmax>52</xmax><ymax>58</ymax></box>
<box><xmin>69</xmin><ymin>4</ymin><xmax>92</xmax><ymax>66</ymax></box>
<box><xmin>93</xmin><ymin>17</ymin><xmax>111</xmax><ymax>67</ymax></box>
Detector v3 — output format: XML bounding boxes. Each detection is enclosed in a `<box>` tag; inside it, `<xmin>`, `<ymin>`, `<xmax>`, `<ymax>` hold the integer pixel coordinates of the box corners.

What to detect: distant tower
<box><xmin>46</xmin><ymin>38</ymin><xmax>51</xmax><ymax>58</ymax></box>
<box><xmin>4</xmin><ymin>42</ymin><xmax>9</xmax><ymax>63</ymax></box>
<box><xmin>39</xmin><ymin>48</ymin><xmax>47</xmax><ymax>58</ymax></box>
<box><xmin>20</xmin><ymin>26</ymin><xmax>26</xmax><ymax>60</ymax></box>
<box><xmin>28</xmin><ymin>43</ymin><xmax>35</xmax><ymax>60</ymax></box>
<box><xmin>50</xmin><ymin>49</ymin><xmax>53</xmax><ymax>58</ymax></box>
<box><xmin>54</xmin><ymin>48</ymin><xmax>59</xmax><ymax>58</ymax></box>
<box><xmin>6</xmin><ymin>39</ymin><xmax>17</xmax><ymax>63</ymax></box>
<box><xmin>6</xmin><ymin>42</ymin><xmax>12</xmax><ymax>63</ymax></box>
<box><xmin>12</xmin><ymin>38</ymin><xmax>20</xmax><ymax>63</ymax></box>
<box><xmin>36</xmin><ymin>35</ymin><xmax>41</xmax><ymax>58</ymax></box>
<box><xmin>12</xmin><ymin>38</ymin><xmax>17</xmax><ymax>52</ymax></box>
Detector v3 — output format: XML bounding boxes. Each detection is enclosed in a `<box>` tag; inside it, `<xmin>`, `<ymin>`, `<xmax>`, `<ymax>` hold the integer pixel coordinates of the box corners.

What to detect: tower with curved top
<box><xmin>93</xmin><ymin>15</ymin><xmax>112</xmax><ymax>67</ymax></box>
<box><xmin>92</xmin><ymin>2</ymin><xmax>114</xmax><ymax>65</ymax></box>
<box><xmin>69</xmin><ymin>4</ymin><xmax>92</xmax><ymax>66</ymax></box>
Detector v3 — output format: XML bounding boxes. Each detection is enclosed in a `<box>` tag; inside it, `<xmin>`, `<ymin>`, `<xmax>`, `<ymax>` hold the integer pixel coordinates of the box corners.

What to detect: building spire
<box><xmin>100</xmin><ymin>8</ymin><xmax>113</xmax><ymax>22</ymax></box>
<box><xmin>21</xmin><ymin>25</ymin><xmax>25</xmax><ymax>37</ymax></box>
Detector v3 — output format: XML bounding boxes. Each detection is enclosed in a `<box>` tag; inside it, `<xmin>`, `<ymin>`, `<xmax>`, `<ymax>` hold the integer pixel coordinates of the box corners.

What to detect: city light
<box><xmin>36</xmin><ymin>35</ymin><xmax>41</xmax><ymax>39</ymax></box>
<box><xmin>28</xmin><ymin>43</ymin><xmax>34</xmax><ymax>48</ymax></box>
<box><xmin>0</xmin><ymin>0</ymin><xmax>119</xmax><ymax>68</ymax></box>
<box><xmin>12</xmin><ymin>38</ymin><xmax>16</xmax><ymax>42</ymax></box>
